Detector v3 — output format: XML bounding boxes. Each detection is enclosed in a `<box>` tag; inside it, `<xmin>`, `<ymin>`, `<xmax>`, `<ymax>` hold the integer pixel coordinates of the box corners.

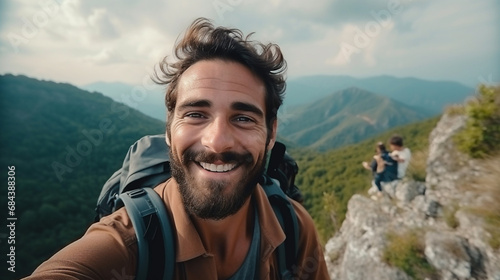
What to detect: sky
<box><xmin>0</xmin><ymin>0</ymin><xmax>499</xmax><ymax>88</ymax></box>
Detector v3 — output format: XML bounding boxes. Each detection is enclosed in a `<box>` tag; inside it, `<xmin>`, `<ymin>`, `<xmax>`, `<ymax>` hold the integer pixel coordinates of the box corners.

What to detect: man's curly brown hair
<box><xmin>154</xmin><ymin>17</ymin><xmax>287</xmax><ymax>140</ymax></box>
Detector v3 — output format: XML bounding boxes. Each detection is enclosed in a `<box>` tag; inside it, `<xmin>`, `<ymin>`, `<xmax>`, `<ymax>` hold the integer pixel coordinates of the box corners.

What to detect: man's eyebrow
<box><xmin>231</xmin><ymin>102</ymin><xmax>264</xmax><ymax>117</ymax></box>
<box><xmin>178</xmin><ymin>99</ymin><xmax>212</xmax><ymax>110</ymax></box>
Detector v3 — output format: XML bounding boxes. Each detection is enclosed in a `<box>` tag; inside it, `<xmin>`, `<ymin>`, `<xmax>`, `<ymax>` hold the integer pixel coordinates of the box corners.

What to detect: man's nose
<box><xmin>201</xmin><ymin>118</ymin><xmax>235</xmax><ymax>153</ymax></box>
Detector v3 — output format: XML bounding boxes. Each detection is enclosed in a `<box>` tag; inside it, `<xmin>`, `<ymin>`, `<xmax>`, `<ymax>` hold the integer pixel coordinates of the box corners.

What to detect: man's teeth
<box><xmin>199</xmin><ymin>162</ymin><xmax>236</xmax><ymax>172</ymax></box>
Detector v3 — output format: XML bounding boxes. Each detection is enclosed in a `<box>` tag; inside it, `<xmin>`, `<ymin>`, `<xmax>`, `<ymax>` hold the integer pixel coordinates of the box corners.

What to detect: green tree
<box><xmin>455</xmin><ymin>85</ymin><xmax>500</xmax><ymax>158</ymax></box>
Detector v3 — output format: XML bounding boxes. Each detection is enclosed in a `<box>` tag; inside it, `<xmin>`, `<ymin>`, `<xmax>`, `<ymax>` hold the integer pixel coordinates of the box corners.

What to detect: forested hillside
<box><xmin>0</xmin><ymin>74</ymin><xmax>165</xmax><ymax>279</ymax></box>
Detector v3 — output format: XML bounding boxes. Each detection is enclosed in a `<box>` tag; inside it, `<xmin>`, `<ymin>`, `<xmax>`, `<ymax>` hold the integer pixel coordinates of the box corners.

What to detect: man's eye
<box><xmin>234</xmin><ymin>116</ymin><xmax>253</xmax><ymax>123</ymax></box>
<box><xmin>186</xmin><ymin>113</ymin><xmax>204</xmax><ymax>118</ymax></box>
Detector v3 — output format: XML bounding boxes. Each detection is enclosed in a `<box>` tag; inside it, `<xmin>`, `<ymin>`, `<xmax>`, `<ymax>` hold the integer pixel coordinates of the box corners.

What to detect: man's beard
<box><xmin>169</xmin><ymin>146</ymin><xmax>267</xmax><ymax>220</ymax></box>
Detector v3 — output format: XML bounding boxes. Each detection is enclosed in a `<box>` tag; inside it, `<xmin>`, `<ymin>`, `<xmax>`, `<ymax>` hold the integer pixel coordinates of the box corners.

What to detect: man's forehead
<box><xmin>178</xmin><ymin>59</ymin><xmax>265</xmax><ymax>93</ymax></box>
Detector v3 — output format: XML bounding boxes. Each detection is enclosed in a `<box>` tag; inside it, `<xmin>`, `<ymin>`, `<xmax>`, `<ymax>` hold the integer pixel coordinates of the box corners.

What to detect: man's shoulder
<box><xmin>290</xmin><ymin>199</ymin><xmax>317</xmax><ymax>236</ymax></box>
<box><xmin>90</xmin><ymin>206</ymin><xmax>137</xmax><ymax>249</ymax></box>
<box><xmin>153</xmin><ymin>178</ymin><xmax>172</xmax><ymax>196</ymax></box>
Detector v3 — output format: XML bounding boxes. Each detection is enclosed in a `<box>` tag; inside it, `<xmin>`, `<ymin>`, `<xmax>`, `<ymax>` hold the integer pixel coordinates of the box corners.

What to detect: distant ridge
<box><xmin>279</xmin><ymin>87</ymin><xmax>432</xmax><ymax>150</ymax></box>
<box><xmin>82</xmin><ymin>81</ymin><xmax>166</xmax><ymax>121</ymax></box>
<box><xmin>285</xmin><ymin>75</ymin><xmax>474</xmax><ymax>113</ymax></box>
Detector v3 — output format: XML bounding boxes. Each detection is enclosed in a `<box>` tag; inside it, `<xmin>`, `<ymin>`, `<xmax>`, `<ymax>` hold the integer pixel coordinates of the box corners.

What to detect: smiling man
<box><xmin>26</xmin><ymin>18</ymin><xmax>329</xmax><ymax>280</ymax></box>
<box><xmin>168</xmin><ymin>60</ymin><xmax>271</xmax><ymax>223</ymax></box>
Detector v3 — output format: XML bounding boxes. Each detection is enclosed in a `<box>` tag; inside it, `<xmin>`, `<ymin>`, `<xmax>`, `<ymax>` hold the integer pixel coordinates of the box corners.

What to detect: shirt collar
<box><xmin>158</xmin><ymin>179</ymin><xmax>286</xmax><ymax>262</ymax></box>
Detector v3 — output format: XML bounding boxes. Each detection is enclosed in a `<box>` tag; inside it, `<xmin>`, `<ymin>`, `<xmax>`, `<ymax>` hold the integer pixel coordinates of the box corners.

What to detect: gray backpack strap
<box><xmin>117</xmin><ymin>188</ymin><xmax>175</xmax><ymax>280</ymax></box>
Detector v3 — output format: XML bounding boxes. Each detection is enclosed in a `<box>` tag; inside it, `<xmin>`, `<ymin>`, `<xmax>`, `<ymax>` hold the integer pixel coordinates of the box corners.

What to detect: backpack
<box><xmin>94</xmin><ymin>135</ymin><xmax>303</xmax><ymax>280</ymax></box>
<box><xmin>381</xmin><ymin>152</ymin><xmax>398</xmax><ymax>182</ymax></box>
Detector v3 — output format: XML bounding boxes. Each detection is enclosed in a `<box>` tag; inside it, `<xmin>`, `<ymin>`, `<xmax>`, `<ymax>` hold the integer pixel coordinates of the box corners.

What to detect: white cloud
<box><xmin>131</xmin><ymin>27</ymin><xmax>176</xmax><ymax>62</ymax></box>
<box><xmin>84</xmin><ymin>47</ymin><xmax>124</xmax><ymax>65</ymax></box>
<box><xmin>87</xmin><ymin>8</ymin><xmax>119</xmax><ymax>39</ymax></box>
<box><xmin>0</xmin><ymin>0</ymin><xmax>498</xmax><ymax>86</ymax></box>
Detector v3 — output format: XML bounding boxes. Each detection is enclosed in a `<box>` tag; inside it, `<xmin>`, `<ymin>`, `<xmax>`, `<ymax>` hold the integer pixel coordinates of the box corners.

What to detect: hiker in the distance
<box><xmin>389</xmin><ymin>135</ymin><xmax>412</xmax><ymax>179</ymax></box>
<box><xmin>362</xmin><ymin>142</ymin><xmax>398</xmax><ymax>198</ymax></box>
<box><xmin>25</xmin><ymin>18</ymin><xmax>329</xmax><ymax>279</ymax></box>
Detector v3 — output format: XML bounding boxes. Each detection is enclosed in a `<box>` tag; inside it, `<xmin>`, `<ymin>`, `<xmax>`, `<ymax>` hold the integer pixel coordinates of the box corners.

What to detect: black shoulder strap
<box><xmin>262</xmin><ymin>176</ymin><xmax>300</xmax><ymax>279</ymax></box>
<box><xmin>116</xmin><ymin>188</ymin><xmax>175</xmax><ymax>280</ymax></box>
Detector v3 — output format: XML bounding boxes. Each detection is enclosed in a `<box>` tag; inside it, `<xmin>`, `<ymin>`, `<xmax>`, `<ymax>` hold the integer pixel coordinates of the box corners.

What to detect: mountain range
<box><xmin>279</xmin><ymin>87</ymin><xmax>433</xmax><ymax>150</ymax></box>
<box><xmin>82</xmin><ymin>75</ymin><xmax>473</xmax><ymax>150</ymax></box>
<box><xmin>285</xmin><ymin>75</ymin><xmax>474</xmax><ymax>113</ymax></box>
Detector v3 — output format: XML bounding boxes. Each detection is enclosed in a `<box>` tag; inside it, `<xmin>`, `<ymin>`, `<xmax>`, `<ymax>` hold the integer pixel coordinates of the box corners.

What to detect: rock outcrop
<box><xmin>324</xmin><ymin>113</ymin><xmax>500</xmax><ymax>280</ymax></box>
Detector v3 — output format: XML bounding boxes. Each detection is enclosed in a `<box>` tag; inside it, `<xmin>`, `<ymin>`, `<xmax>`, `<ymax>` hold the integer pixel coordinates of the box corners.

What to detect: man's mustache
<box><xmin>183</xmin><ymin>149</ymin><xmax>254</xmax><ymax>165</ymax></box>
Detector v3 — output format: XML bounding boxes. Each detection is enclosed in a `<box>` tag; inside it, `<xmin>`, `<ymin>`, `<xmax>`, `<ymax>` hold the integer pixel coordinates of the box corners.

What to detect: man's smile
<box><xmin>198</xmin><ymin>162</ymin><xmax>238</xmax><ymax>173</ymax></box>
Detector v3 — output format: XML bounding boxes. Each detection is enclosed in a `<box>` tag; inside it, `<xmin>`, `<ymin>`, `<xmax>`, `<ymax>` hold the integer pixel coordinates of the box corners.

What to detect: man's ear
<box><xmin>165</xmin><ymin>114</ymin><xmax>171</xmax><ymax>146</ymax></box>
<box><xmin>165</xmin><ymin>132</ymin><xmax>171</xmax><ymax>146</ymax></box>
<box><xmin>267</xmin><ymin>119</ymin><xmax>278</xmax><ymax>151</ymax></box>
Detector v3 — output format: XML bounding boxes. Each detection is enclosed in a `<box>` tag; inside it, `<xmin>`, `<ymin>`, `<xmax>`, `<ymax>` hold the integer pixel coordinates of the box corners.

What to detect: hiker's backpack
<box><xmin>95</xmin><ymin>134</ymin><xmax>303</xmax><ymax>280</ymax></box>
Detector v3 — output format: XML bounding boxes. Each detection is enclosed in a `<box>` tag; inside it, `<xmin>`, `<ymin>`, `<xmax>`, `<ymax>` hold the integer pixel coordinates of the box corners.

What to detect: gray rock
<box><xmin>395</xmin><ymin>180</ymin><xmax>422</xmax><ymax>203</ymax></box>
<box><xmin>424</xmin><ymin>231</ymin><xmax>488</xmax><ymax>280</ymax></box>
<box><xmin>325</xmin><ymin>195</ymin><xmax>411</xmax><ymax>280</ymax></box>
<box><xmin>412</xmin><ymin>196</ymin><xmax>442</xmax><ymax>218</ymax></box>
<box><xmin>382</xmin><ymin>180</ymin><xmax>399</xmax><ymax>198</ymax></box>
<box><xmin>325</xmin><ymin>111</ymin><xmax>499</xmax><ymax>280</ymax></box>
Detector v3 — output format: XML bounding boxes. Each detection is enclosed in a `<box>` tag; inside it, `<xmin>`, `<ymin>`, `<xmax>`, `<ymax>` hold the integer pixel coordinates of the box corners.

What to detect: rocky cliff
<box><xmin>324</xmin><ymin>113</ymin><xmax>500</xmax><ymax>280</ymax></box>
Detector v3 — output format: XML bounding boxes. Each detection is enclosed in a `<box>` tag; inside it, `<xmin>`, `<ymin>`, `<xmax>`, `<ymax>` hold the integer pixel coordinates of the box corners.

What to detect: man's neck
<box><xmin>191</xmin><ymin>196</ymin><xmax>255</xmax><ymax>278</ymax></box>
<box><xmin>192</xmin><ymin>197</ymin><xmax>254</xmax><ymax>241</ymax></box>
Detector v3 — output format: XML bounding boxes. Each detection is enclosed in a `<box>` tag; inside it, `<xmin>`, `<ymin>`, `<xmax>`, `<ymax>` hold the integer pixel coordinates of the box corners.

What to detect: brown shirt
<box><xmin>25</xmin><ymin>179</ymin><xmax>329</xmax><ymax>279</ymax></box>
